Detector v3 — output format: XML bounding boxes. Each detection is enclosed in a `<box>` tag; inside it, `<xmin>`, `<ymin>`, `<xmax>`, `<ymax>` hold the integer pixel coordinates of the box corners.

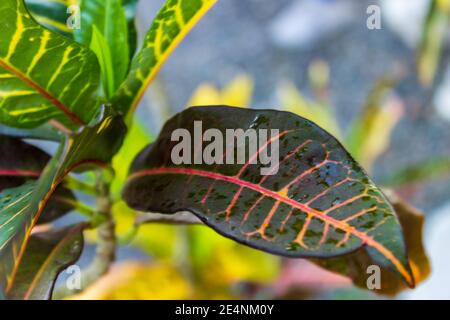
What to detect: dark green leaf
<box><xmin>0</xmin><ymin>135</ymin><xmax>75</xmax><ymax>223</ymax></box>
<box><xmin>123</xmin><ymin>106</ymin><xmax>414</xmax><ymax>287</ymax></box>
<box><xmin>313</xmin><ymin>191</ymin><xmax>430</xmax><ymax>295</ymax></box>
<box><xmin>7</xmin><ymin>223</ymin><xmax>86</xmax><ymax>300</ymax></box>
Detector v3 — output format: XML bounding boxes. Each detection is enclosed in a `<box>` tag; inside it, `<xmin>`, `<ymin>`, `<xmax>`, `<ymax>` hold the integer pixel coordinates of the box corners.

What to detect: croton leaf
<box><xmin>0</xmin><ymin>135</ymin><xmax>75</xmax><ymax>223</ymax></box>
<box><xmin>75</xmin><ymin>0</ymin><xmax>130</xmax><ymax>96</ymax></box>
<box><xmin>0</xmin><ymin>107</ymin><xmax>126</xmax><ymax>297</ymax></box>
<box><xmin>112</xmin><ymin>0</ymin><xmax>217</xmax><ymax>115</ymax></box>
<box><xmin>123</xmin><ymin>106</ymin><xmax>415</xmax><ymax>287</ymax></box>
<box><xmin>313</xmin><ymin>191</ymin><xmax>430</xmax><ymax>295</ymax></box>
<box><xmin>25</xmin><ymin>0</ymin><xmax>74</xmax><ymax>37</ymax></box>
<box><xmin>0</xmin><ymin>0</ymin><xmax>100</xmax><ymax>129</ymax></box>
<box><xmin>7</xmin><ymin>223</ymin><xmax>86</xmax><ymax>300</ymax></box>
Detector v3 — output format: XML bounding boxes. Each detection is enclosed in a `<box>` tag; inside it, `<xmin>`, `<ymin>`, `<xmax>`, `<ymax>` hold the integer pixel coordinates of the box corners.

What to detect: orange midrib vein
<box><xmin>128</xmin><ymin>167</ymin><xmax>414</xmax><ymax>286</ymax></box>
<box><xmin>0</xmin><ymin>59</ymin><xmax>85</xmax><ymax>126</ymax></box>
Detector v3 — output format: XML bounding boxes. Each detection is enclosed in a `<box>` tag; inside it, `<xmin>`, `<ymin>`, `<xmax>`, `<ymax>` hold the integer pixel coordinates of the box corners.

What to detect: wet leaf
<box><xmin>112</xmin><ymin>0</ymin><xmax>217</xmax><ymax>115</ymax></box>
<box><xmin>0</xmin><ymin>107</ymin><xmax>126</xmax><ymax>297</ymax></box>
<box><xmin>313</xmin><ymin>191</ymin><xmax>430</xmax><ymax>295</ymax></box>
<box><xmin>0</xmin><ymin>0</ymin><xmax>100</xmax><ymax>129</ymax></box>
<box><xmin>7</xmin><ymin>223</ymin><xmax>86</xmax><ymax>300</ymax></box>
<box><xmin>123</xmin><ymin>106</ymin><xmax>415</xmax><ymax>287</ymax></box>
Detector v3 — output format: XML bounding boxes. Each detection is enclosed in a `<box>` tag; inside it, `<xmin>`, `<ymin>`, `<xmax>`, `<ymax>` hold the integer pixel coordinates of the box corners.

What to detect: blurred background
<box><xmin>59</xmin><ymin>0</ymin><xmax>450</xmax><ymax>299</ymax></box>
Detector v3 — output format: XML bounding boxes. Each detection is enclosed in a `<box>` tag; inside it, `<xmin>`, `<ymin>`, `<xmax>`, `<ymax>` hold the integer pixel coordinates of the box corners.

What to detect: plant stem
<box><xmin>80</xmin><ymin>170</ymin><xmax>116</xmax><ymax>289</ymax></box>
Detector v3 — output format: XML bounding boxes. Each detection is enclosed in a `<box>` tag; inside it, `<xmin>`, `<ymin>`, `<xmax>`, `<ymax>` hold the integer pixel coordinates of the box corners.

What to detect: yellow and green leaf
<box><xmin>112</xmin><ymin>0</ymin><xmax>217</xmax><ymax>116</ymax></box>
<box><xmin>0</xmin><ymin>0</ymin><xmax>101</xmax><ymax>129</ymax></box>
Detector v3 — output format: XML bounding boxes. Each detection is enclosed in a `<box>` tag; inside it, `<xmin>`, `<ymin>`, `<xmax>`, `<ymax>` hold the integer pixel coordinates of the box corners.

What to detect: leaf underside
<box><xmin>123</xmin><ymin>106</ymin><xmax>414</xmax><ymax>287</ymax></box>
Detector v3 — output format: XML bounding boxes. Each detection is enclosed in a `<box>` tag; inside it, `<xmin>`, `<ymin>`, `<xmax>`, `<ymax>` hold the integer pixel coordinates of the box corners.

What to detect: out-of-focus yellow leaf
<box><xmin>345</xmin><ymin>79</ymin><xmax>403</xmax><ymax>171</ymax></box>
<box><xmin>187</xmin><ymin>74</ymin><xmax>254</xmax><ymax>107</ymax></box>
<box><xmin>221</xmin><ymin>74</ymin><xmax>254</xmax><ymax>107</ymax></box>
<box><xmin>188</xmin><ymin>84</ymin><xmax>222</xmax><ymax>106</ymax></box>
<box><xmin>188</xmin><ymin>226</ymin><xmax>280</xmax><ymax>286</ymax></box>
<box><xmin>278</xmin><ymin>81</ymin><xmax>341</xmax><ymax>139</ymax></box>
<box><xmin>357</xmin><ymin>97</ymin><xmax>403</xmax><ymax>171</ymax></box>
<box><xmin>69</xmin><ymin>262</ymin><xmax>191</xmax><ymax>300</ymax></box>
<box><xmin>418</xmin><ymin>0</ymin><xmax>450</xmax><ymax>86</ymax></box>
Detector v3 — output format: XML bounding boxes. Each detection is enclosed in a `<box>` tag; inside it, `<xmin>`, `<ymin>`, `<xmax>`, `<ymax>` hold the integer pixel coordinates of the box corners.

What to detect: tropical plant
<box><xmin>0</xmin><ymin>0</ymin><xmax>429</xmax><ymax>300</ymax></box>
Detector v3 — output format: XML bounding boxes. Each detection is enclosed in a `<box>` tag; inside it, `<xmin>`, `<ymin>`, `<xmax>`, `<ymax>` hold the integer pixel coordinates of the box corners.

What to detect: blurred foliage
<box><xmin>71</xmin><ymin>262</ymin><xmax>192</xmax><ymax>300</ymax></box>
<box><xmin>187</xmin><ymin>74</ymin><xmax>254</xmax><ymax>108</ymax></box>
<box><xmin>418</xmin><ymin>0</ymin><xmax>450</xmax><ymax>86</ymax></box>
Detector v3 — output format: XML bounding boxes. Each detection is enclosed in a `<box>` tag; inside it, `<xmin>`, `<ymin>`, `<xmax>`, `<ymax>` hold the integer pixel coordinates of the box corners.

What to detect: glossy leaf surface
<box><xmin>112</xmin><ymin>0</ymin><xmax>217</xmax><ymax>115</ymax></box>
<box><xmin>7</xmin><ymin>223</ymin><xmax>86</xmax><ymax>300</ymax></box>
<box><xmin>314</xmin><ymin>192</ymin><xmax>430</xmax><ymax>295</ymax></box>
<box><xmin>0</xmin><ymin>107</ymin><xmax>126</xmax><ymax>296</ymax></box>
<box><xmin>0</xmin><ymin>0</ymin><xmax>100</xmax><ymax>129</ymax></box>
<box><xmin>123</xmin><ymin>106</ymin><xmax>414</xmax><ymax>286</ymax></box>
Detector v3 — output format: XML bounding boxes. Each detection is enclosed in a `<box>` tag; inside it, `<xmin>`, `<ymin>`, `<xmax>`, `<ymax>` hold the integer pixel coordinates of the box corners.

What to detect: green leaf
<box><xmin>123</xmin><ymin>106</ymin><xmax>415</xmax><ymax>287</ymax></box>
<box><xmin>0</xmin><ymin>135</ymin><xmax>48</xmax><ymax>190</ymax></box>
<box><xmin>0</xmin><ymin>0</ymin><xmax>100</xmax><ymax>129</ymax></box>
<box><xmin>0</xmin><ymin>107</ymin><xmax>126</xmax><ymax>296</ymax></box>
<box><xmin>25</xmin><ymin>0</ymin><xmax>74</xmax><ymax>37</ymax></box>
<box><xmin>7</xmin><ymin>223</ymin><xmax>86</xmax><ymax>300</ymax></box>
<box><xmin>313</xmin><ymin>191</ymin><xmax>430</xmax><ymax>295</ymax></box>
<box><xmin>112</xmin><ymin>0</ymin><xmax>217</xmax><ymax>116</ymax></box>
<box><xmin>75</xmin><ymin>0</ymin><xmax>129</xmax><ymax>96</ymax></box>
<box><xmin>0</xmin><ymin>135</ymin><xmax>75</xmax><ymax>223</ymax></box>
<box><xmin>90</xmin><ymin>26</ymin><xmax>115</xmax><ymax>99</ymax></box>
